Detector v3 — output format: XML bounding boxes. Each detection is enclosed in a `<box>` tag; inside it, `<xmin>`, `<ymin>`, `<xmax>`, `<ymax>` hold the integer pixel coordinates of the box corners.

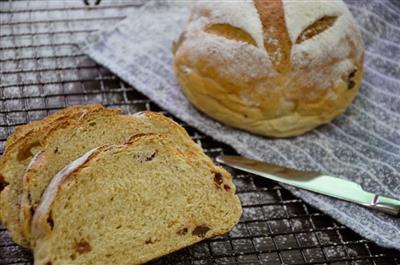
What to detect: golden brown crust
<box><xmin>205</xmin><ymin>24</ymin><xmax>257</xmax><ymax>46</ymax></box>
<box><xmin>174</xmin><ymin>56</ymin><xmax>364</xmax><ymax>137</ymax></box>
<box><xmin>20</xmin><ymin>151</ymin><xmax>46</xmax><ymax>242</ymax></box>
<box><xmin>254</xmin><ymin>0</ymin><xmax>292</xmax><ymax>73</ymax></box>
<box><xmin>296</xmin><ymin>16</ymin><xmax>337</xmax><ymax>44</ymax></box>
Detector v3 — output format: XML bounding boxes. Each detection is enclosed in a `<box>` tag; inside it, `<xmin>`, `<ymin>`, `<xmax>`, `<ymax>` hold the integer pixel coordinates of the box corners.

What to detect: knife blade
<box><xmin>216</xmin><ymin>155</ymin><xmax>400</xmax><ymax>216</ymax></box>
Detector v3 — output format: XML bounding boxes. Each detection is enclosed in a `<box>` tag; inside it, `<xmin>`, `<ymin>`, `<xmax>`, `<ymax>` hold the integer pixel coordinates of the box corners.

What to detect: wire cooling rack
<box><xmin>0</xmin><ymin>1</ymin><xmax>399</xmax><ymax>264</ymax></box>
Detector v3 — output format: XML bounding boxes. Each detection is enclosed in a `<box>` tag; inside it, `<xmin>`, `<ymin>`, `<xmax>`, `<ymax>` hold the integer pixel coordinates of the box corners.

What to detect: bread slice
<box><xmin>3</xmin><ymin>105</ymin><xmax>105</xmax><ymax>153</ymax></box>
<box><xmin>31</xmin><ymin>134</ymin><xmax>242</xmax><ymax>265</ymax></box>
<box><xmin>20</xmin><ymin>111</ymin><xmax>205</xmax><ymax>245</ymax></box>
<box><xmin>0</xmin><ymin>105</ymin><xmax>107</xmax><ymax>247</ymax></box>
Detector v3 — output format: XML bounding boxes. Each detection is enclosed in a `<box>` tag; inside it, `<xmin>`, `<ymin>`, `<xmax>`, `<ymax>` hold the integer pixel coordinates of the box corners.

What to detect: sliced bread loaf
<box><xmin>0</xmin><ymin>105</ymin><xmax>107</xmax><ymax>247</ymax></box>
<box><xmin>31</xmin><ymin>134</ymin><xmax>242</xmax><ymax>265</ymax></box>
<box><xmin>20</xmin><ymin>111</ymin><xmax>205</xmax><ymax>245</ymax></box>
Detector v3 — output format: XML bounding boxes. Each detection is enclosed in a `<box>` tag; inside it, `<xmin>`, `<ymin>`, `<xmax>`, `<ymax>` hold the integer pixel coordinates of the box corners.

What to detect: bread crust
<box><xmin>0</xmin><ymin>105</ymin><xmax>106</xmax><ymax>247</ymax></box>
<box><xmin>19</xmin><ymin>151</ymin><xmax>45</xmax><ymax>243</ymax></box>
<box><xmin>173</xmin><ymin>1</ymin><xmax>364</xmax><ymax>137</ymax></box>
<box><xmin>254</xmin><ymin>0</ymin><xmax>292</xmax><ymax>73</ymax></box>
<box><xmin>174</xmin><ymin>58</ymin><xmax>363</xmax><ymax>137</ymax></box>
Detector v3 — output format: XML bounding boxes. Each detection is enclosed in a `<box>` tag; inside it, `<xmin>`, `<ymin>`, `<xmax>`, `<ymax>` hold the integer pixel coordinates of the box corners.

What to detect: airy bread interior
<box><xmin>0</xmin><ymin>105</ymin><xmax>107</xmax><ymax>246</ymax></box>
<box><xmin>32</xmin><ymin>134</ymin><xmax>241</xmax><ymax>265</ymax></box>
<box><xmin>20</xmin><ymin>111</ymin><xmax>205</xmax><ymax>244</ymax></box>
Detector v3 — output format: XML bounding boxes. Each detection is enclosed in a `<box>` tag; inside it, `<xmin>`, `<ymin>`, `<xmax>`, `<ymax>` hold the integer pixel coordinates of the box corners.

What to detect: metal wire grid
<box><xmin>0</xmin><ymin>1</ymin><xmax>399</xmax><ymax>264</ymax></box>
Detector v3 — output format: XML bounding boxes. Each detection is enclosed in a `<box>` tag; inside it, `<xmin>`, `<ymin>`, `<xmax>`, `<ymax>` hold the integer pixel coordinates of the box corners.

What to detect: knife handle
<box><xmin>366</xmin><ymin>195</ymin><xmax>400</xmax><ymax>216</ymax></box>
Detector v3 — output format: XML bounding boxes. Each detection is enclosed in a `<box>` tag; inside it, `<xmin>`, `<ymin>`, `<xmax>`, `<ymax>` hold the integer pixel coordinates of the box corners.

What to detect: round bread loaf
<box><xmin>173</xmin><ymin>0</ymin><xmax>364</xmax><ymax>137</ymax></box>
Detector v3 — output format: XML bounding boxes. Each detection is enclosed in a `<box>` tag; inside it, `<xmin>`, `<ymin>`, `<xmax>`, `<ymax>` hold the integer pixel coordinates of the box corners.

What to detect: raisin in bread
<box><xmin>31</xmin><ymin>134</ymin><xmax>242</xmax><ymax>265</ymax></box>
<box><xmin>20</xmin><ymin>110</ymin><xmax>206</xmax><ymax>245</ymax></box>
<box><xmin>0</xmin><ymin>105</ymin><xmax>106</xmax><ymax>247</ymax></box>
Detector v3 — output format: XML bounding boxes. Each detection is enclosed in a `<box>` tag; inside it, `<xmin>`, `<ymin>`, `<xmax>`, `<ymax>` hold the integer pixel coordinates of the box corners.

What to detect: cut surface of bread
<box><xmin>32</xmin><ymin>134</ymin><xmax>242</xmax><ymax>265</ymax></box>
<box><xmin>20</xmin><ymin>111</ymin><xmax>204</xmax><ymax>245</ymax></box>
<box><xmin>3</xmin><ymin>105</ymin><xmax>104</xmax><ymax>153</ymax></box>
<box><xmin>0</xmin><ymin>105</ymin><xmax>106</xmax><ymax>247</ymax></box>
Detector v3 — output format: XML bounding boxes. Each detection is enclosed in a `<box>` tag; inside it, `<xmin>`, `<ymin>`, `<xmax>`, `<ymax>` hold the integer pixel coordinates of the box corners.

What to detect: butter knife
<box><xmin>216</xmin><ymin>155</ymin><xmax>400</xmax><ymax>216</ymax></box>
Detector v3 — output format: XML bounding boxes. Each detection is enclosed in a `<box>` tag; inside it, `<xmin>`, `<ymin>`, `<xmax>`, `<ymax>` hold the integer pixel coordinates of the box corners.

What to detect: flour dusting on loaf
<box><xmin>174</xmin><ymin>0</ymin><xmax>364</xmax><ymax>137</ymax></box>
<box><xmin>285</xmin><ymin>0</ymin><xmax>364</xmax><ymax>68</ymax></box>
<box><xmin>190</xmin><ymin>1</ymin><xmax>267</xmax><ymax>51</ymax></box>
<box><xmin>182</xmin><ymin>1</ymin><xmax>275</xmax><ymax>81</ymax></box>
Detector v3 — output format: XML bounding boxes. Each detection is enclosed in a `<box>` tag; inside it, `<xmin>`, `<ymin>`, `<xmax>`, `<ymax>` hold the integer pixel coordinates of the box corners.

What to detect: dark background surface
<box><xmin>0</xmin><ymin>1</ymin><xmax>399</xmax><ymax>264</ymax></box>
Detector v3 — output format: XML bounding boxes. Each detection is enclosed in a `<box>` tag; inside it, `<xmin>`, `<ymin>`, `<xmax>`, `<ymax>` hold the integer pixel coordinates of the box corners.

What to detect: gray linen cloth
<box><xmin>81</xmin><ymin>0</ymin><xmax>400</xmax><ymax>249</ymax></box>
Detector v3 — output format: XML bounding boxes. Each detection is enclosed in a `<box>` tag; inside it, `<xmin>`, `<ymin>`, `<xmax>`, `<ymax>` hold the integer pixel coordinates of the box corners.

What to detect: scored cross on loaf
<box><xmin>173</xmin><ymin>0</ymin><xmax>364</xmax><ymax>137</ymax></box>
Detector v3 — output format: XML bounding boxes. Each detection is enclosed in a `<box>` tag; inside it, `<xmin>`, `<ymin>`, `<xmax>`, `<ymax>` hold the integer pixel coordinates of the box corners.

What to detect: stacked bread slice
<box><xmin>1</xmin><ymin>105</ymin><xmax>108</xmax><ymax>247</ymax></box>
<box><xmin>0</xmin><ymin>105</ymin><xmax>242</xmax><ymax>265</ymax></box>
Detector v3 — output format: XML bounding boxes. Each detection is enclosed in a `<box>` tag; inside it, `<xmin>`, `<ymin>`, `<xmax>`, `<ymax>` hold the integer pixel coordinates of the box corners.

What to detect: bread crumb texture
<box><xmin>0</xmin><ymin>105</ymin><xmax>106</xmax><ymax>247</ymax></box>
<box><xmin>20</xmin><ymin>110</ymin><xmax>208</xmax><ymax>246</ymax></box>
<box><xmin>32</xmin><ymin>134</ymin><xmax>242</xmax><ymax>265</ymax></box>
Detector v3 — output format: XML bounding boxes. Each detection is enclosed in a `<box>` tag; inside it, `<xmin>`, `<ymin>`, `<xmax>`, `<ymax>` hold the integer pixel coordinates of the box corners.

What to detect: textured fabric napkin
<box><xmin>81</xmin><ymin>0</ymin><xmax>400</xmax><ymax>250</ymax></box>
